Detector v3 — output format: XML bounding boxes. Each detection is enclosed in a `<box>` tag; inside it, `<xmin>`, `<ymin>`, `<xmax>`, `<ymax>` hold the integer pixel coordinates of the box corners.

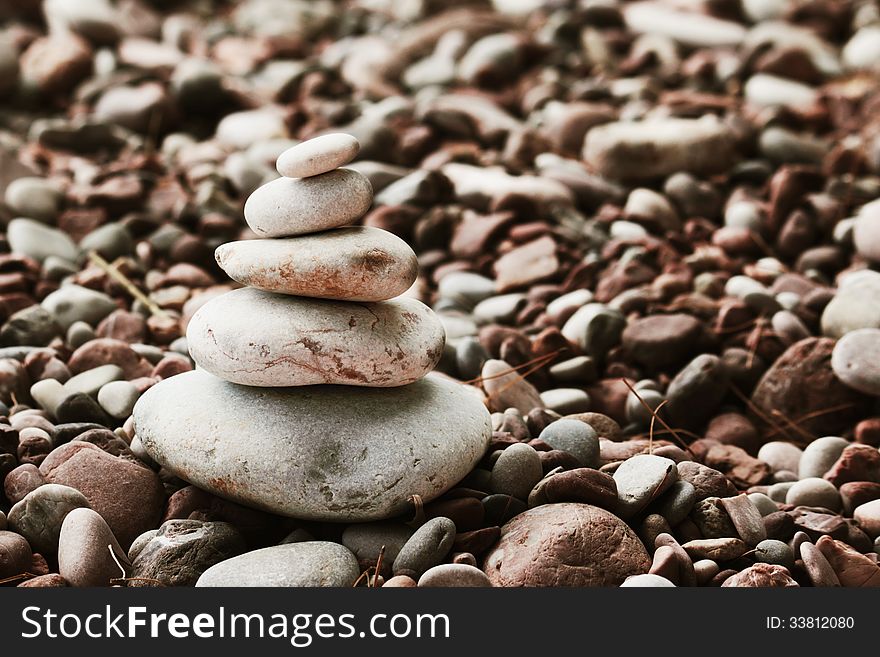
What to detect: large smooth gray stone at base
<box><xmin>134</xmin><ymin>370</ymin><xmax>491</xmax><ymax>521</ymax></box>
<box><xmin>196</xmin><ymin>542</ymin><xmax>359</xmax><ymax>587</ymax></box>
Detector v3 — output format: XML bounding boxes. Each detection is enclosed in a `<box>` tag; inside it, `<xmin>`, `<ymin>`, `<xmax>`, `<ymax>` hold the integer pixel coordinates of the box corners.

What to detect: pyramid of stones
<box><xmin>132</xmin><ymin>134</ymin><xmax>491</xmax><ymax>522</ymax></box>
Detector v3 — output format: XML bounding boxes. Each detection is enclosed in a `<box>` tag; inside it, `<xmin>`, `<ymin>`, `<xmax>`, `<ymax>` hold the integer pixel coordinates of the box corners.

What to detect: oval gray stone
<box><xmin>187</xmin><ymin>287</ymin><xmax>445</xmax><ymax>387</ymax></box>
<box><xmin>244</xmin><ymin>169</ymin><xmax>373</xmax><ymax>238</ymax></box>
<box><xmin>418</xmin><ymin>563</ymin><xmax>492</xmax><ymax>587</ymax></box>
<box><xmin>276</xmin><ymin>133</ymin><xmax>360</xmax><ymax>178</ymax></box>
<box><xmin>831</xmin><ymin>328</ymin><xmax>880</xmax><ymax>395</ymax></box>
<box><xmin>8</xmin><ymin>484</ymin><xmax>91</xmax><ymax>554</ymax></box>
<box><xmin>538</xmin><ymin>419</ymin><xmax>599</xmax><ymax>467</ymax></box>
<box><xmin>214</xmin><ymin>227</ymin><xmax>417</xmax><ymax>302</ymax></box>
<box><xmin>134</xmin><ymin>370</ymin><xmax>490</xmax><ymax>521</ymax></box>
<box><xmin>392</xmin><ymin>517</ymin><xmax>456</xmax><ymax>578</ymax></box>
<box><xmin>196</xmin><ymin>542</ymin><xmax>360</xmax><ymax>587</ymax></box>
<box><xmin>613</xmin><ymin>454</ymin><xmax>678</xmax><ymax>518</ymax></box>
<box><xmin>7</xmin><ymin>218</ymin><xmax>79</xmax><ymax>263</ymax></box>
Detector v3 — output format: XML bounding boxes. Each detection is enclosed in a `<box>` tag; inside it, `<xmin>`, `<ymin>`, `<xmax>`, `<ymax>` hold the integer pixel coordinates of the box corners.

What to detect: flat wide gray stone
<box><xmin>134</xmin><ymin>370</ymin><xmax>491</xmax><ymax>521</ymax></box>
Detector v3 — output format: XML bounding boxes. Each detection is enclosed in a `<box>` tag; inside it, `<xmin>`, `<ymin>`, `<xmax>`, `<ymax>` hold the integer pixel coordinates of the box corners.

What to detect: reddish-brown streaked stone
<box><xmin>721</xmin><ymin>563</ymin><xmax>799</xmax><ymax>587</ymax></box>
<box><xmin>824</xmin><ymin>445</ymin><xmax>880</xmax><ymax>487</ymax></box>
<box><xmin>816</xmin><ymin>535</ymin><xmax>880</xmax><ymax>587</ymax></box>
<box><xmin>493</xmin><ymin>235</ymin><xmax>559</xmax><ymax>293</ymax></box>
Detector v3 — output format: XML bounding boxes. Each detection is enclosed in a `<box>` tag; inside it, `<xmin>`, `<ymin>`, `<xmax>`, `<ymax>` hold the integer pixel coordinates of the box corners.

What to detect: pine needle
<box><xmin>88</xmin><ymin>250</ymin><xmax>167</xmax><ymax>317</ymax></box>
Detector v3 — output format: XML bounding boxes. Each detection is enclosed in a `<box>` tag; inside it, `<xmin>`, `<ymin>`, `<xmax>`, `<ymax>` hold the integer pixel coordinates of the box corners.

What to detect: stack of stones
<box><xmin>132</xmin><ymin>135</ymin><xmax>491</xmax><ymax>546</ymax></box>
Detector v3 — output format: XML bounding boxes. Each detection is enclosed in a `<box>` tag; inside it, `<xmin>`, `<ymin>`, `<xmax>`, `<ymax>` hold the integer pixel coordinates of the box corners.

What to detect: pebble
<box><xmin>418</xmin><ymin>563</ymin><xmax>492</xmax><ymax>587</ymax></box>
<box><xmin>437</xmin><ymin>271</ymin><xmax>497</xmax><ymax>309</ymax></box>
<box><xmin>582</xmin><ymin>117</ymin><xmax>737</xmax><ymax>181</ymax></box>
<box><xmin>483</xmin><ymin>503</ymin><xmax>650</xmax><ymax>586</ymax></box>
<box><xmin>129</xmin><ymin>520</ymin><xmax>246</xmax><ymax>587</ymax></box>
<box><xmin>537</xmin><ymin>419</ymin><xmax>599</xmax><ymax>467</ymax></box>
<box><xmin>40</xmin><ymin>442</ymin><xmax>165</xmax><ymax>548</ymax></box>
<box><xmin>816</xmin><ymin>535</ymin><xmax>880</xmax><ymax>587</ymax></box>
<box><xmin>854</xmin><ymin>499</ymin><xmax>880</xmax><ymax>537</ymax></box>
<box><xmin>7</xmin><ymin>484</ymin><xmax>91</xmax><ymax>554</ymax></box>
<box><xmin>654</xmin><ymin>481</ymin><xmax>697</xmax><ymax>527</ymax></box>
<box><xmin>7</xmin><ymin>218</ymin><xmax>79</xmax><ymax>264</ymax></box>
<box><xmin>676</xmin><ymin>461</ymin><xmax>738</xmax><ymax>500</ymax></box>
<box><xmin>755</xmin><ymin>539</ymin><xmax>795</xmax><ymax>569</ymax></box>
<box><xmin>758</xmin><ymin>441</ymin><xmax>803</xmax><ymax>474</ymax></box>
<box><xmin>822</xmin><ymin>272</ymin><xmax>880</xmax><ymax>338</ymax></box>
<box><xmin>539</xmin><ymin>388</ymin><xmax>590</xmax><ymax>415</ymax></box>
<box><xmin>341</xmin><ymin>521</ymin><xmax>413</xmax><ymax>573</ymax></box>
<box><xmin>134</xmin><ymin>370</ymin><xmax>489</xmax><ymax>521</ymax></box>
<box><xmin>4</xmin><ymin>177</ymin><xmax>63</xmax><ymax>224</ymax></box>
<box><xmin>843</xmin><ymin>26</ymin><xmax>880</xmax><ymax>70</ymax></box>
<box><xmin>97</xmin><ymin>380</ymin><xmax>140</xmax><ymax>419</ymax></box>
<box><xmin>0</xmin><ymin>530</ymin><xmax>32</xmax><ymax>580</ymax></box>
<box><xmin>187</xmin><ymin>288</ymin><xmax>444</xmax><ymax>387</ymax></box>
<box><xmin>560</xmin><ymin>303</ymin><xmax>626</xmax><ymax>360</ymax></box>
<box><xmin>549</xmin><ymin>356</ymin><xmax>597</xmax><ymax>386</ymax></box>
<box><xmin>276</xmin><ymin>134</ymin><xmax>359</xmax><ymax>178</ymax></box>
<box><xmin>621</xmin><ymin>314</ymin><xmax>704</xmax><ymax>370</ymax></box>
<box><xmin>832</xmin><ymin>329</ymin><xmax>880</xmax><ymax>396</ymax></box>
<box><xmin>215</xmin><ymin>227</ymin><xmax>417</xmax><ymax>301</ymax></box>
<box><xmin>748</xmin><ymin>493</ymin><xmax>779</xmax><ymax>517</ymax></box>
<box><xmin>481</xmin><ymin>359</ymin><xmax>544</xmax><ymax>414</ymax></box>
<box><xmin>196</xmin><ymin>542</ymin><xmax>360</xmax><ymax>587</ymax></box>
<box><xmin>392</xmin><ymin>517</ymin><xmax>456</xmax><ymax>579</ymax></box>
<box><xmin>58</xmin><ymin>508</ymin><xmax>130</xmax><ymax>587</ymax></box>
<box><xmin>720</xmin><ymin>495</ymin><xmax>767</xmax><ymax>546</ymax></box>
<box><xmin>41</xmin><ymin>285</ymin><xmax>118</xmax><ymax>330</ymax></box>
<box><xmin>491</xmin><ymin>443</ymin><xmax>543</xmax><ymax>500</ymax></box>
<box><xmin>620</xmin><ymin>573</ymin><xmax>675</xmax><ymax>587</ymax></box>
<box><xmin>800</xmin><ymin>541</ymin><xmax>841</xmax><ymax>587</ymax></box>
<box><xmin>613</xmin><ymin>454</ymin><xmax>678</xmax><ymax>518</ymax></box>
<box><xmin>752</xmin><ymin>339</ymin><xmax>870</xmax><ymax>439</ymax></box>
<box><xmin>62</xmin><ymin>364</ymin><xmax>123</xmax><ymax>397</ymax></box>
<box><xmin>682</xmin><ymin>537</ymin><xmax>748</xmax><ymax>561</ymax></box>
<box><xmin>243</xmin><ymin>169</ymin><xmax>373</xmax><ymax>238</ymax></box>
<box><xmin>721</xmin><ymin>563</ymin><xmax>799</xmax><ymax>587</ymax></box>
<box><xmin>665</xmin><ymin>354</ymin><xmax>729</xmax><ymax>430</ymax></box>
<box><xmin>799</xmin><ymin>436</ymin><xmax>850</xmax><ymax>479</ymax></box>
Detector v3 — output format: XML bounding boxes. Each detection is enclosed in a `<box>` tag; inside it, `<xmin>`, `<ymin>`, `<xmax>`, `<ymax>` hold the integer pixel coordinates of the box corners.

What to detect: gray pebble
<box><xmin>128</xmin><ymin>529</ymin><xmax>158</xmax><ymax>562</ymax></box>
<box><xmin>785</xmin><ymin>477</ymin><xmax>842</xmax><ymax>512</ymax></box>
<box><xmin>97</xmin><ymin>380</ymin><xmax>140</xmax><ymax>419</ymax></box>
<box><xmin>799</xmin><ymin>436</ymin><xmax>850</xmax><ymax>479</ymax></box>
<box><xmin>538</xmin><ymin>419</ymin><xmax>599</xmax><ymax>467</ymax></box>
<box><xmin>472</xmin><ymin>294</ymin><xmax>526</xmax><ymax>325</ymax></box>
<box><xmin>392</xmin><ymin>517</ymin><xmax>456</xmax><ymax>579</ymax></box>
<box><xmin>561</xmin><ymin>303</ymin><xmax>626</xmax><ymax>360</ymax></box>
<box><xmin>437</xmin><ymin>272</ymin><xmax>496</xmax><ymax>309</ymax></box>
<box><xmin>418</xmin><ymin>564</ymin><xmax>492</xmax><ymax>587</ymax></box>
<box><xmin>548</xmin><ymin>356</ymin><xmax>597</xmax><ymax>386</ymax></box>
<box><xmin>693</xmin><ymin>559</ymin><xmax>719</xmax><ymax>585</ymax></box>
<box><xmin>42</xmin><ymin>284</ymin><xmax>118</xmax><ymax>330</ymax></box>
<box><xmin>539</xmin><ymin>388</ymin><xmax>591</xmax><ymax>415</ymax></box>
<box><xmin>4</xmin><ymin>177</ymin><xmax>63</xmax><ymax>224</ymax></box>
<box><xmin>757</xmin><ymin>441</ymin><xmax>803</xmax><ymax>474</ymax></box>
<box><xmin>614</xmin><ymin>454</ymin><xmax>678</xmax><ymax>518</ymax></box>
<box><xmin>8</xmin><ymin>483</ymin><xmax>91</xmax><ymax>554</ymax></box>
<box><xmin>130</xmin><ymin>519</ymin><xmax>246</xmax><ymax>587</ymax></box>
<box><xmin>197</xmin><ymin>542</ymin><xmax>360</xmax><ymax>587</ymax></box>
<box><xmin>654</xmin><ymin>480</ymin><xmax>697</xmax><ymax>526</ymax></box>
<box><xmin>63</xmin><ymin>365</ymin><xmax>124</xmax><ymax>397</ymax></box>
<box><xmin>755</xmin><ymin>539</ymin><xmax>795</xmax><ymax>569</ymax></box>
<box><xmin>79</xmin><ymin>223</ymin><xmax>134</xmax><ymax>261</ymax></box>
<box><xmin>747</xmin><ymin>492</ymin><xmax>779</xmax><ymax>517</ymax></box>
<box><xmin>620</xmin><ymin>573</ymin><xmax>675</xmax><ymax>587</ymax></box>
<box><xmin>491</xmin><ymin>443</ymin><xmax>543</xmax><ymax>499</ymax></box>
<box><xmin>455</xmin><ymin>336</ymin><xmax>489</xmax><ymax>381</ymax></box>
<box><xmin>341</xmin><ymin>521</ymin><xmax>414</xmax><ymax>569</ymax></box>
<box><xmin>0</xmin><ymin>306</ymin><xmax>61</xmax><ymax>348</ymax></box>
<box><xmin>67</xmin><ymin>321</ymin><xmax>97</xmax><ymax>349</ymax></box>
<box><xmin>7</xmin><ymin>218</ymin><xmax>79</xmax><ymax>263</ymax></box>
